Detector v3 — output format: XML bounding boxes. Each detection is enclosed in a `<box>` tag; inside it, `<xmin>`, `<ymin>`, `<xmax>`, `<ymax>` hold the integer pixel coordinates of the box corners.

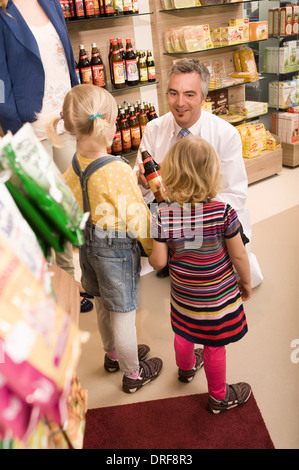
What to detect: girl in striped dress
<box><xmin>149</xmin><ymin>135</ymin><xmax>252</xmax><ymax>414</ymax></box>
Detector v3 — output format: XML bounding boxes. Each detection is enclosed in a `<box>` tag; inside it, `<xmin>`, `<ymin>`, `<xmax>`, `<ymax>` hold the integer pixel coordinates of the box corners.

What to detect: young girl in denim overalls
<box><xmin>46</xmin><ymin>84</ymin><xmax>162</xmax><ymax>393</ymax></box>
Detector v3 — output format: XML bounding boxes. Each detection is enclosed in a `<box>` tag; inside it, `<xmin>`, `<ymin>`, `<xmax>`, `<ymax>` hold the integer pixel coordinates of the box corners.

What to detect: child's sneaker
<box><xmin>104</xmin><ymin>344</ymin><xmax>150</xmax><ymax>373</ymax></box>
<box><xmin>178</xmin><ymin>348</ymin><xmax>204</xmax><ymax>383</ymax></box>
<box><xmin>122</xmin><ymin>357</ymin><xmax>163</xmax><ymax>393</ymax></box>
<box><xmin>208</xmin><ymin>382</ymin><xmax>252</xmax><ymax>414</ymax></box>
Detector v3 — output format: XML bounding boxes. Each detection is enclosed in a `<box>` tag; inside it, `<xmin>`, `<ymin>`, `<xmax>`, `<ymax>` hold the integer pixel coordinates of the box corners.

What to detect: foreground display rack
<box><xmin>0</xmin><ymin>125</ymin><xmax>89</xmax><ymax>449</ymax></box>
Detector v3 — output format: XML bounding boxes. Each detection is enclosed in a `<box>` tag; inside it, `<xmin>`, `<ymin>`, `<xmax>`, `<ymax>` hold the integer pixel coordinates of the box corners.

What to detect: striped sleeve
<box><xmin>223</xmin><ymin>204</ymin><xmax>240</xmax><ymax>239</ymax></box>
<box><xmin>151</xmin><ymin>206</ymin><xmax>167</xmax><ymax>243</ymax></box>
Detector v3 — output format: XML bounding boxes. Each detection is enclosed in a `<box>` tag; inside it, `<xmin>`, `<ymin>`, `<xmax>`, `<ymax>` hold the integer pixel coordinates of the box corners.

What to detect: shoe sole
<box><xmin>209</xmin><ymin>389</ymin><xmax>252</xmax><ymax>415</ymax></box>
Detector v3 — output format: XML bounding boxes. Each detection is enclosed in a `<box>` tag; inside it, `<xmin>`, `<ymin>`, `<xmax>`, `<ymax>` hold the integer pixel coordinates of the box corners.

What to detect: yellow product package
<box><xmin>236</xmin><ymin>122</ymin><xmax>254</xmax><ymax>156</ymax></box>
<box><xmin>266</xmin><ymin>130</ymin><xmax>281</xmax><ymax>150</ymax></box>
<box><xmin>243</xmin><ymin>124</ymin><xmax>264</xmax><ymax>158</ymax></box>
<box><xmin>238</xmin><ymin>46</ymin><xmax>259</xmax><ymax>75</ymax></box>
<box><xmin>179</xmin><ymin>25</ymin><xmax>206</xmax><ymax>52</ymax></box>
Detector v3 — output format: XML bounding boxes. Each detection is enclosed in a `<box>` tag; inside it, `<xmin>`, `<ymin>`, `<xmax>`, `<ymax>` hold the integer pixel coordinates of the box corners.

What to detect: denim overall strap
<box><xmin>71</xmin><ymin>153</ymin><xmax>124</xmax><ymax>241</ymax></box>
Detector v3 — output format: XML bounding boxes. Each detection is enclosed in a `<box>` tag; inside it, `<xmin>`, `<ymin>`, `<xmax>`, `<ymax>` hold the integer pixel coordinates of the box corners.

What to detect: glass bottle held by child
<box><xmin>140</xmin><ymin>146</ymin><xmax>166</xmax><ymax>203</ymax></box>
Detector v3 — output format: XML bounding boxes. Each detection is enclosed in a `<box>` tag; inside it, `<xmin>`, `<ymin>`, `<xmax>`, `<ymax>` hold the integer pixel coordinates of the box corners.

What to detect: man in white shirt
<box><xmin>136</xmin><ymin>58</ymin><xmax>263</xmax><ymax>288</ymax></box>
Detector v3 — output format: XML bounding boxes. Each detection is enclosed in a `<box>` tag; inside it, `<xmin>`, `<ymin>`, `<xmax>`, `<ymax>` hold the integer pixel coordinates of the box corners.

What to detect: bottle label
<box><xmin>121</xmin><ymin>128</ymin><xmax>131</xmax><ymax>149</ymax></box>
<box><xmin>81</xmin><ymin>66</ymin><xmax>93</xmax><ymax>84</ymax></box>
<box><xmin>75</xmin><ymin>0</ymin><xmax>85</xmax><ymax>17</ymax></box>
<box><xmin>93</xmin><ymin>0</ymin><xmax>100</xmax><ymax>15</ymax></box>
<box><xmin>143</xmin><ymin>157</ymin><xmax>154</xmax><ymax>165</ymax></box>
<box><xmin>112</xmin><ymin>130</ymin><xmax>122</xmax><ymax>153</ymax></box>
<box><xmin>126</xmin><ymin>59</ymin><xmax>139</xmax><ymax>81</ymax></box>
<box><xmin>146</xmin><ymin>171</ymin><xmax>163</xmax><ymax>200</ymax></box>
<box><xmin>130</xmin><ymin>126</ymin><xmax>141</xmax><ymax>146</ymax></box>
<box><xmin>112</xmin><ymin>61</ymin><xmax>125</xmax><ymax>84</ymax></box>
<box><xmin>139</xmin><ymin>68</ymin><xmax>148</xmax><ymax>82</ymax></box>
<box><xmin>132</xmin><ymin>0</ymin><xmax>139</xmax><ymax>13</ymax></box>
<box><xmin>92</xmin><ymin>64</ymin><xmax>105</xmax><ymax>87</ymax></box>
<box><xmin>123</xmin><ymin>0</ymin><xmax>132</xmax><ymax>12</ymax></box>
<box><xmin>114</xmin><ymin>0</ymin><xmax>124</xmax><ymax>13</ymax></box>
<box><xmin>140</xmin><ymin>123</ymin><xmax>147</xmax><ymax>135</ymax></box>
<box><xmin>104</xmin><ymin>0</ymin><xmax>114</xmax><ymax>14</ymax></box>
<box><xmin>147</xmin><ymin>66</ymin><xmax>156</xmax><ymax>80</ymax></box>
<box><xmin>85</xmin><ymin>0</ymin><xmax>95</xmax><ymax>15</ymax></box>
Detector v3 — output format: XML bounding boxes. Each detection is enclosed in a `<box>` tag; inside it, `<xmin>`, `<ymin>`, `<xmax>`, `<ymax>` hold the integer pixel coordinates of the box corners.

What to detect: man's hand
<box><xmin>137</xmin><ymin>162</ymin><xmax>150</xmax><ymax>189</ymax></box>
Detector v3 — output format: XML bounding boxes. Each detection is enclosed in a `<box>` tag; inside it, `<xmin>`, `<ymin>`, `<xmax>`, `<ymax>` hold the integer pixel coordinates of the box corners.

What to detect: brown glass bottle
<box><xmin>69</xmin><ymin>1</ymin><xmax>76</xmax><ymax>20</ymax></box>
<box><xmin>140</xmin><ymin>146</ymin><xmax>165</xmax><ymax>203</ymax></box>
<box><xmin>112</xmin><ymin>120</ymin><xmax>123</xmax><ymax>155</ymax></box>
<box><xmin>143</xmin><ymin>101</ymin><xmax>149</xmax><ymax>116</ymax></box>
<box><xmin>146</xmin><ymin>50</ymin><xmax>156</xmax><ymax>82</ymax></box>
<box><xmin>138</xmin><ymin>104</ymin><xmax>149</xmax><ymax>136</ymax></box>
<box><xmin>117</xmin><ymin>38</ymin><xmax>127</xmax><ymax>83</ymax></box>
<box><xmin>98</xmin><ymin>0</ymin><xmax>105</xmax><ymax>16</ymax></box>
<box><xmin>129</xmin><ymin>106</ymin><xmax>141</xmax><ymax>150</ymax></box>
<box><xmin>148</xmin><ymin>102</ymin><xmax>158</xmax><ymax>121</ymax></box>
<box><xmin>79</xmin><ymin>44</ymin><xmax>93</xmax><ymax>84</ymax></box>
<box><xmin>125</xmin><ymin>39</ymin><xmax>139</xmax><ymax>86</ymax></box>
<box><xmin>110</xmin><ymin>39</ymin><xmax>125</xmax><ymax>89</ymax></box>
<box><xmin>91</xmin><ymin>43</ymin><xmax>106</xmax><ymax>87</ymax></box>
<box><xmin>119</xmin><ymin>109</ymin><xmax>132</xmax><ymax>153</ymax></box>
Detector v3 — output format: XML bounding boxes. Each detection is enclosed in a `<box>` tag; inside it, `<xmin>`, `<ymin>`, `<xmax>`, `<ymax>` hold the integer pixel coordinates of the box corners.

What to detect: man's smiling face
<box><xmin>167</xmin><ymin>71</ymin><xmax>206</xmax><ymax>129</ymax></box>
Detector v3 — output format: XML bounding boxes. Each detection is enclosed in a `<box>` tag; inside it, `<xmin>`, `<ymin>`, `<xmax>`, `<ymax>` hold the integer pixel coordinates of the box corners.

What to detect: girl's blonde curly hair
<box><xmin>161</xmin><ymin>135</ymin><xmax>222</xmax><ymax>206</ymax></box>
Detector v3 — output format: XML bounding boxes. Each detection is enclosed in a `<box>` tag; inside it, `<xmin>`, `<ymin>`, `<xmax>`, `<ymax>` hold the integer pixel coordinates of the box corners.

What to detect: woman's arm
<box><xmin>148</xmin><ymin>240</ymin><xmax>168</xmax><ymax>271</ymax></box>
<box><xmin>225</xmin><ymin>232</ymin><xmax>252</xmax><ymax>301</ymax></box>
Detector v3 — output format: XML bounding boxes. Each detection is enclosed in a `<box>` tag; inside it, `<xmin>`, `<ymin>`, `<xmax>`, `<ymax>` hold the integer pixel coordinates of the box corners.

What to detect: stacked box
<box><xmin>272</xmin><ymin>112</ymin><xmax>299</xmax><ymax>143</ymax></box>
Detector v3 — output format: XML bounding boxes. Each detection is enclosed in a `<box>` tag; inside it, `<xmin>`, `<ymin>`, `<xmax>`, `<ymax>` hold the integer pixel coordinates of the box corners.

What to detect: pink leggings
<box><xmin>174</xmin><ymin>334</ymin><xmax>227</xmax><ymax>400</ymax></box>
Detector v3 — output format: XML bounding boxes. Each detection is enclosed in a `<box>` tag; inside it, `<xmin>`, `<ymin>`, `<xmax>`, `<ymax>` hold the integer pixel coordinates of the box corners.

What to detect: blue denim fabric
<box><xmin>79</xmin><ymin>228</ymin><xmax>141</xmax><ymax>313</ymax></box>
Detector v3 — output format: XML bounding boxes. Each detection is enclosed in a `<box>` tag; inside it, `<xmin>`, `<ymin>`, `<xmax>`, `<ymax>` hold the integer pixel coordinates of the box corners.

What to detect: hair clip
<box><xmin>60</xmin><ymin>111</ymin><xmax>64</xmax><ymax>120</ymax></box>
<box><xmin>90</xmin><ymin>113</ymin><xmax>102</xmax><ymax>120</ymax></box>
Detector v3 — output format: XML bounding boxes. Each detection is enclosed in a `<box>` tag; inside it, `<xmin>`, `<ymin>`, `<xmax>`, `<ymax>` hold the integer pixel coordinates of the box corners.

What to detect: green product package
<box><xmin>0</xmin><ymin>124</ymin><xmax>88</xmax><ymax>247</ymax></box>
<box><xmin>5</xmin><ymin>180</ymin><xmax>66</xmax><ymax>255</ymax></box>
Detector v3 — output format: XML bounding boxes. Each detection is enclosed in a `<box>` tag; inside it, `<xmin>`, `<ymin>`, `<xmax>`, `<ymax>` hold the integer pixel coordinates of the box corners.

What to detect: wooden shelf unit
<box><xmin>244</xmin><ymin>148</ymin><xmax>283</xmax><ymax>184</ymax></box>
<box><xmin>282</xmin><ymin>141</ymin><xmax>299</xmax><ymax>168</ymax></box>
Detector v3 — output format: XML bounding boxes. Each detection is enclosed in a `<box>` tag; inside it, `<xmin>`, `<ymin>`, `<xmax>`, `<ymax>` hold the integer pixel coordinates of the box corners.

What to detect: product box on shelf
<box><xmin>272</xmin><ymin>112</ymin><xmax>299</xmax><ymax>144</ymax></box>
<box><xmin>228</xmin><ymin>100</ymin><xmax>268</xmax><ymax>118</ymax></box>
<box><xmin>293</xmin><ymin>6</ymin><xmax>299</xmax><ymax>34</ymax></box>
<box><xmin>280</xmin><ymin>6</ymin><xmax>293</xmax><ymax>36</ymax></box>
<box><xmin>220</xmin><ymin>26</ymin><xmax>243</xmax><ymax>46</ymax></box>
<box><xmin>229</xmin><ymin>18</ymin><xmax>249</xmax><ymax>42</ymax></box>
<box><xmin>206</xmin><ymin>89</ymin><xmax>228</xmax><ymax>115</ymax></box>
<box><xmin>263</xmin><ymin>43</ymin><xmax>298</xmax><ymax>74</ymax></box>
<box><xmin>269</xmin><ymin>80</ymin><xmax>298</xmax><ymax>109</ymax></box>
<box><xmin>249</xmin><ymin>21</ymin><xmax>268</xmax><ymax>41</ymax></box>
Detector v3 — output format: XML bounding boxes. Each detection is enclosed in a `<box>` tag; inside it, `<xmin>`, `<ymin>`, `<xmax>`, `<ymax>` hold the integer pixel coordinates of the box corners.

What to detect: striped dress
<box><xmin>152</xmin><ymin>201</ymin><xmax>248</xmax><ymax>347</ymax></box>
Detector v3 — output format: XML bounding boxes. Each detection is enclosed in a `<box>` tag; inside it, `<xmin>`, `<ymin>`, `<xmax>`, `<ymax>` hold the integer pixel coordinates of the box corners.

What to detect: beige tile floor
<box><xmin>75</xmin><ymin>166</ymin><xmax>299</xmax><ymax>450</ymax></box>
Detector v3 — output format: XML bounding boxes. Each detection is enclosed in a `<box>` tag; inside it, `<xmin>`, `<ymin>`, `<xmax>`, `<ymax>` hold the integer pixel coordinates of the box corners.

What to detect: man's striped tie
<box><xmin>180</xmin><ymin>128</ymin><xmax>191</xmax><ymax>138</ymax></box>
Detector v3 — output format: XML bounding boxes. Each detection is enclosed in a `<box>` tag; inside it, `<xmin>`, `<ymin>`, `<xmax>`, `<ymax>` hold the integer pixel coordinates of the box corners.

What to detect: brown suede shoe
<box><xmin>104</xmin><ymin>344</ymin><xmax>150</xmax><ymax>373</ymax></box>
<box><xmin>122</xmin><ymin>357</ymin><xmax>163</xmax><ymax>393</ymax></box>
<box><xmin>208</xmin><ymin>382</ymin><xmax>252</xmax><ymax>414</ymax></box>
